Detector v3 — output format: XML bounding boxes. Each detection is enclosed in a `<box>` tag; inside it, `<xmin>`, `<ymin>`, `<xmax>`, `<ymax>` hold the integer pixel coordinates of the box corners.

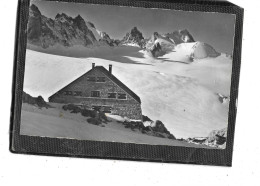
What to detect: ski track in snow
<box><xmin>23</xmin><ymin>46</ymin><xmax>232</xmax><ymax>138</ymax></box>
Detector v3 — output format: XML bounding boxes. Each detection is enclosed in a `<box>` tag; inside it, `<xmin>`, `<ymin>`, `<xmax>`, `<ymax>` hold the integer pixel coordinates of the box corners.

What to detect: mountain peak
<box><xmin>130</xmin><ymin>27</ymin><xmax>144</xmax><ymax>39</ymax></box>
<box><xmin>180</xmin><ymin>29</ymin><xmax>195</xmax><ymax>41</ymax></box>
<box><xmin>75</xmin><ymin>14</ymin><xmax>84</xmax><ymax>20</ymax></box>
<box><xmin>131</xmin><ymin>26</ymin><xmax>138</xmax><ymax>31</ymax></box>
<box><xmin>162</xmin><ymin>29</ymin><xmax>195</xmax><ymax>44</ymax></box>
<box><xmin>30</xmin><ymin>4</ymin><xmax>40</xmax><ymax>13</ymax></box>
<box><xmin>29</xmin><ymin>4</ymin><xmax>42</xmax><ymax>17</ymax></box>
<box><xmin>27</xmin><ymin>8</ymin><xmax>98</xmax><ymax>49</ymax></box>
<box><xmin>55</xmin><ymin>13</ymin><xmax>70</xmax><ymax>20</ymax></box>
<box><xmin>122</xmin><ymin>26</ymin><xmax>145</xmax><ymax>47</ymax></box>
<box><xmin>179</xmin><ymin>29</ymin><xmax>195</xmax><ymax>42</ymax></box>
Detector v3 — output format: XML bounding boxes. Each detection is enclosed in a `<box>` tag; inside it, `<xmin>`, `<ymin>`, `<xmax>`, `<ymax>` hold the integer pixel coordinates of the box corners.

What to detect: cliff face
<box><xmin>186</xmin><ymin>128</ymin><xmax>227</xmax><ymax>148</ymax></box>
<box><xmin>165</xmin><ymin>29</ymin><xmax>195</xmax><ymax>44</ymax></box>
<box><xmin>145</xmin><ymin>29</ymin><xmax>195</xmax><ymax>57</ymax></box>
<box><xmin>121</xmin><ymin>27</ymin><xmax>146</xmax><ymax>47</ymax></box>
<box><xmin>27</xmin><ymin>4</ymin><xmax>98</xmax><ymax>48</ymax></box>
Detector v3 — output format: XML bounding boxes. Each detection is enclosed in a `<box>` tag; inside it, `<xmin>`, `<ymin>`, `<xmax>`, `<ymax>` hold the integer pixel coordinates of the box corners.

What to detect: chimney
<box><xmin>92</xmin><ymin>63</ymin><xmax>95</xmax><ymax>69</ymax></box>
<box><xmin>109</xmin><ymin>64</ymin><xmax>112</xmax><ymax>74</ymax></box>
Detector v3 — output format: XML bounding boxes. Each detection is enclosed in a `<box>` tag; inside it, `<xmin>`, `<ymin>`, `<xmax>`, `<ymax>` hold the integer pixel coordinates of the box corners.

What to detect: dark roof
<box><xmin>94</xmin><ymin>66</ymin><xmax>141</xmax><ymax>103</ymax></box>
<box><xmin>49</xmin><ymin>65</ymin><xmax>141</xmax><ymax>104</ymax></box>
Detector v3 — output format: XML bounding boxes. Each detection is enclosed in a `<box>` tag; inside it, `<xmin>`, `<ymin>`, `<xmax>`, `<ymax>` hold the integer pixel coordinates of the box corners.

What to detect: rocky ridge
<box><xmin>28</xmin><ymin>4</ymin><xmax>100</xmax><ymax>48</ymax></box>
<box><xmin>27</xmin><ymin>4</ymin><xmax>220</xmax><ymax>62</ymax></box>
<box><xmin>121</xmin><ymin>27</ymin><xmax>146</xmax><ymax>48</ymax></box>
<box><xmin>22</xmin><ymin>91</ymin><xmax>51</xmax><ymax>109</ymax></box>
<box><xmin>121</xmin><ymin>115</ymin><xmax>176</xmax><ymax>140</ymax></box>
<box><xmin>185</xmin><ymin>127</ymin><xmax>227</xmax><ymax>148</ymax></box>
<box><xmin>145</xmin><ymin>29</ymin><xmax>195</xmax><ymax>57</ymax></box>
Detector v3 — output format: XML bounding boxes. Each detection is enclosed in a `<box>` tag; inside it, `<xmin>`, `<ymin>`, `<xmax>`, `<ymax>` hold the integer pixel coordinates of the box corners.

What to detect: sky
<box><xmin>31</xmin><ymin>0</ymin><xmax>236</xmax><ymax>54</ymax></box>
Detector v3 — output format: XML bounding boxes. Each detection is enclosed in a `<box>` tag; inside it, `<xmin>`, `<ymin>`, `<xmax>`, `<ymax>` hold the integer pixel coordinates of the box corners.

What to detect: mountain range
<box><xmin>27</xmin><ymin>4</ymin><xmax>199</xmax><ymax>57</ymax></box>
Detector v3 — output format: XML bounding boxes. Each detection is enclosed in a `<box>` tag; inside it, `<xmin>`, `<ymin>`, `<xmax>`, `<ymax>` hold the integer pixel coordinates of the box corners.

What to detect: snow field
<box><xmin>23</xmin><ymin>45</ymin><xmax>232</xmax><ymax>138</ymax></box>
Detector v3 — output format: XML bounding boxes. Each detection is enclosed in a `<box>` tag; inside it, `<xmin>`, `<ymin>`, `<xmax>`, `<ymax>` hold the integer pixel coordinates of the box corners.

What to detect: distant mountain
<box><xmin>165</xmin><ymin>29</ymin><xmax>195</xmax><ymax>44</ymax></box>
<box><xmin>146</xmin><ymin>32</ymin><xmax>175</xmax><ymax>57</ymax></box>
<box><xmin>27</xmin><ymin>4</ymin><xmax>114</xmax><ymax>49</ymax></box>
<box><xmin>99</xmin><ymin>31</ymin><xmax>120</xmax><ymax>46</ymax></box>
<box><xmin>121</xmin><ymin>27</ymin><xmax>146</xmax><ymax>47</ymax></box>
<box><xmin>27</xmin><ymin>4</ymin><xmax>220</xmax><ymax>61</ymax></box>
<box><xmin>85</xmin><ymin>21</ymin><xmax>120</xmax><ymax>46</ymax></box>
<box><xmin>145</xmin><ymin>29</ymin><xmax>195</xmax><ymax>57</ymax></box>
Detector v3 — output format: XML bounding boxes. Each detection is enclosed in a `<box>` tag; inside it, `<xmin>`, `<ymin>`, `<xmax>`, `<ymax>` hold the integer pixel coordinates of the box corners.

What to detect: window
<box><xmin>91</xmin><ymin>91</ymin><xmax>100</xmax><ymax>98</ymax></box>
<box><xmin>96</xmin><ymin>77</ymin><xmax>106</xmax><ymax>82</ymax></box>
<box><xmin>64</xmin><ymin>91</ymin><xmax>73</xmax><ymax>96</ymax></box>
<box><xmin>103</xmin><ymin>106</ymin><xmax>112</xmax><ymax>113</ymax></box>
<box><xmin>87</xmin><ymin>76</ymin><xmax>96</xmax><ymax>82</ymax></box>
<box><xmin>92</xmin><ymin>106</ymin><xmax>112</xmax><ymax>113</ymax></box>
<box><xmin>108</xmin><ymin>93</ymin><xmax>117</xmax><ymax>99</ymax></box>
<box><xmin>118</xmin><ymin>93</ymin><xmax>127</xmax><ymax>100</ymax></box>
<box><xmin>74</xmin><ymin>91</ymin><xmax>82</xmax><ymax>96</ymax></box>
<box><xmin>92</xmin><ymin>105</ymin><xmax>101</xmax><ymax>111</ymax></box>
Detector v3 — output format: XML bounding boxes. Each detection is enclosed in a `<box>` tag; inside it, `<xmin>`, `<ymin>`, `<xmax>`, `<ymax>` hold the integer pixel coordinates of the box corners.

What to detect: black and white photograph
<box><xmin>5</xmin><ymin>0</ymin><xmax>260</xmax><ymax>185</ymax></box>
<box><xmin>20</xmin><ymin>0</ymin><xmax>236</xmax><ymax>149</ymax></box>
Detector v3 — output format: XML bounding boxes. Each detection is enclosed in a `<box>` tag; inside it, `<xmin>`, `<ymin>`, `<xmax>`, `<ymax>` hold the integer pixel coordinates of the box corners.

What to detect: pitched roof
<box><xmin>49</xmin><ymin>65</ymin><xmax>141</xmax><ymax>104</ymax></box>
<box><xmin>94</xmin><ymin>66</ymin><xmax>141</xmax><ymax>103</ymax></box>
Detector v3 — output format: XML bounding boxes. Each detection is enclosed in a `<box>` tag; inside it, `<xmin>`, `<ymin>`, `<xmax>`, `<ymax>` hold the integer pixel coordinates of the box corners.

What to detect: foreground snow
<box><xmin>21</xmin><ymin>104</ymin><xmax>207</xmax><ymax>147</ymax></box>
<box><xmin>23</xmin><ymin>46</ymin><xmax>232</xmax><ymax>138</ymax></box>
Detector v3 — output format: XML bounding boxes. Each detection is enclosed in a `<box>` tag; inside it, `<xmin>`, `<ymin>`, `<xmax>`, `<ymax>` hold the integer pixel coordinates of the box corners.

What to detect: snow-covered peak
<box><xmin>121</xmin><ymin>27</ymin><xmax>145</xmax><ymax>48</ymax></box>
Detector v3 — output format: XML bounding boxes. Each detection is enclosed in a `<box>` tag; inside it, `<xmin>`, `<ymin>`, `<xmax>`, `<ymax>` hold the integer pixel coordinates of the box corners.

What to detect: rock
<box><xmin>142</xmin><ymin>115</ymin><xmax>152</xmax><ymax>122</ymax></box>
<box><xmin>99</xmin><ymin>32</ymin><xmax>115</xmax><ymax>46</ymax></box>
<box><xmin>27</xmin><ymin>4</ymin><xmax>42</xmax><ymax>42</ymax></box>
<box><xmin>122</xmin><ymin>118</ymin><xmax>176</xmax><ymax>140</ymax></box>
<box><xmin>81</xmin><ymin>109</ymin><xmax>96</xmax><ymax>118</ymax></box>
<box><xmin>87</xmin><ymin>21</ymin><xmax>95</xmax><ymax>28</ymax></box>
<box><xmin>165</xmin><ymin>29</ymin><xmax>195</xmax><ymax>44</ymax></box>
<box><xmin>62</xmin><ymin>104</ymin><xmax>97</xmax><ymax>118</ymax></box>
<box><xmin>87</xmin><ymin>118</ymin><xmax>102</xmax><ymax>125</ymax></box>
<box><xmin>121</xmin><ymin>27</ymin><xmax>145</xmax><ymax>47</ymax></box>
<box><xmin>187</xmin><ymin>128</ymin><xmax>227</xmax><ymax>148</ymax></box>
<box><xmin>145</xmin><ymin>30</ymin><xmax>191</xmax><ymax>57</ymax></box>
<box><xmin>27</xmin><ymin>4</ymin><xmax>98</xmax><ymax>48</ymax></box>
<box><xmin>149</xmin><ymin>42</ymin><xmax>166</xmax><ymax>57</ymax></box>
<box><xmin>217</xmin><ymin>93</ymin><xmax>230</xmax><ymax>104</ymax></box>
<box><xmin>22</xmin><ymin>91</ymin><xmax>50</xmax><ymax>109</ymax></box>
<box><xmin>207</xmin><ymin>128</ymin><xmax>227</xmax><ymax>145</ymax></box>
<box><xmin>152</xmin><ymin>120</ymin><xmax>170</xmax><ymax>134</ymax></box>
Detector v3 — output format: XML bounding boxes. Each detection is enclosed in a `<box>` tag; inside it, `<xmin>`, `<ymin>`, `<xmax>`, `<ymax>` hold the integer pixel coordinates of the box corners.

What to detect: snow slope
<box><xmin>21</xmin><ymin>103</ymin><xmax>208</xmax><ymax>147</ymax></box>
<box><xmin>158</xmin><ymin>42</ymin><xmax>220</xmax><ymax>63</ymax></box>
<box><xmin>23</xmin><ymin>46</ymin><xmax>232</xmax><ymax>138</ymax></box>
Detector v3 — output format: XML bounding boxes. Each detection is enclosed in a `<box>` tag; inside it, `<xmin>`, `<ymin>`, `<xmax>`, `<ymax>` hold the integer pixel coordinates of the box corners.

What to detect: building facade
<box><xmin>49</xmin><ymin>64</ymin><xmax>142</xmax><ymax>120</ymax></box>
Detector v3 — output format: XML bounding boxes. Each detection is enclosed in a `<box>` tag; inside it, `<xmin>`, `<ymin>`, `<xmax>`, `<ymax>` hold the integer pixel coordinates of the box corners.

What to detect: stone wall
<box><xmin>49</xmin><ymin>68</ymin><xmax>142</xmax><ymax>120</ymax></box>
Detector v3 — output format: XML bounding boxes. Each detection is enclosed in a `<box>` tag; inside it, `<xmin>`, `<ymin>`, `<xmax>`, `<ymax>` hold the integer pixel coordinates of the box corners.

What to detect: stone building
<box><xmin>49</xmin><ymin>64</ymin><xmax>142</xmax><ymax>120</ymax></box>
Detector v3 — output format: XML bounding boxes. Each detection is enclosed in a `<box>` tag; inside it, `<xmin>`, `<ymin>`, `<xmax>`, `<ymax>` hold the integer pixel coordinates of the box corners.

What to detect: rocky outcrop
<box><xmin>121</xmin><ymin>115</ymin><xmax>176</xmax><ymax>140</ymax></box>
<box><xmin>185</xmin><ymin>128</ymin><xmax>227</xmax><ymax>148</ymax></box>
<box><xmin>165</xmin><ymin>29</ymin><xmax>195</xmax><ymax>44</ymax></box>
<box><xmin>27</xmin><ymin>4</ymin><xmax>42</xmax><ymax>42</ymax></box>
<box><xmin>62</xmin><ymin>104</ymin><xmax>110</xmax><ymax>126</ymax></box>
<box><xmin>121</xmin><ymin>27</ymin><xmax>146</xmax><ymax>47</ymax></box>
<box><xmin>146</xmin><ymin>29</ymin><xmax>195</xmax><ymax>57</ymax></box>
<box><xmin>22</xmin><ymin>91</ymin><xmax>50</xmax><ymax>109</ymax></box>
<box><xmin>99</xmin><ymin>31</ymin><xmax>119</xmax><ymax>46</ymax></box>
<box><xmin>217</xmin><ymin>93</ymin><xmax>230</xmax><ymax>104</ymax></box>
<box><xmin>148</xmin><ymin>42</ymin><xmax>166</xmax><ymax>57</ymax></box>
<box><xmin>206</xmin><ymin>128</ymin><xmax>227</xmax><ymax>145</ymax></box>
<box><xmin>27</xmin><ymin>4</ymin><xmax>98</xmax><ymax>48</ymax></box>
